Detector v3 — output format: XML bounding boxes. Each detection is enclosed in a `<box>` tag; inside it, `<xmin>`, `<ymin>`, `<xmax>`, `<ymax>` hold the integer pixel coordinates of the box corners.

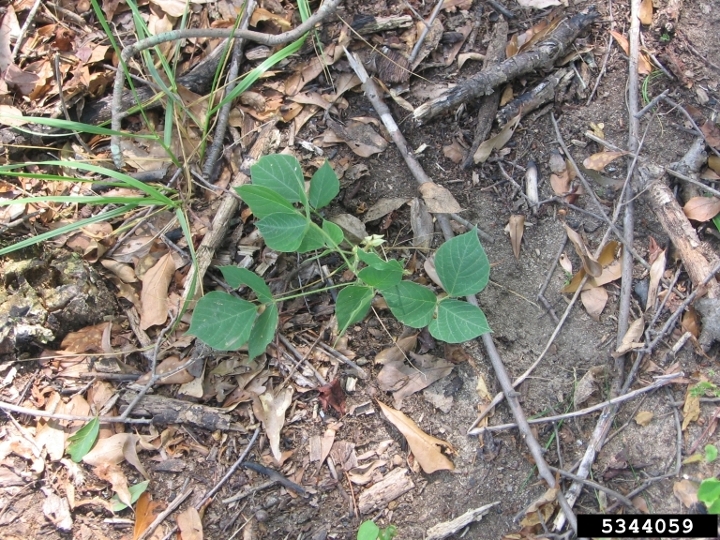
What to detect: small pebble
<box><xmin>264</xmin><ymin>496</ymin><xmax>278</xmax><ymax>508</ymax></box>
<box><xmin>255</xmin><ymin>510</ymin><xmax>269</xmax><ymax>522</ymax></box>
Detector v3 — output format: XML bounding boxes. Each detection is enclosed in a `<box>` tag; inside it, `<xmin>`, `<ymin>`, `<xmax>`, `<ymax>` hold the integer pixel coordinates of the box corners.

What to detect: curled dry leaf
<box><xmin>582</xmin><ymin>151</ymin><xmax>626</xmax><ymax>172</ymax></box>
<box><xmin>140</xmin><ymin>252</ymin><xmax>177</xmax><ymax>330</ymax></box>
<box><xmin>506</xmin><ymin>215</ymin><xmax>525</xmax><ymax>259</ymax></box>
<box><xmin>682</xmin><ymin>196</ymin><xmax>720</xmax><ymax>222</ymax></box>
<box><xmin>559</xmin><ymin>253</ymin><xmax>573</xmax><ymax>274</ymax></box>
<box><xmin>681</xmin><ymin>307</ymin><xmax>701</xmax><ymax>339</ymax></box>
<box><xmin>83</xmin><ymin>433</ymin><xmax>149</xmax><ymax>479</ymax></box>
<box><xmin>634</xmin><ymin>411</ymin><xmax>654</xmax><ymax>426</ymax></box>
<box><xmin>419</xmin><ymin>183</ymin><xmax>463</xmax><ymax>214</ymax></box>
<box><xmin>563</xmin><ymin>242</ymin><xmax>623</xmax><ymax>293</ymax></box>
<box><xmin>564</xmin><ymin>224</ymin><xmax>602</xmax><ymax>277</ymax></box>
<box><xmin>423</xmin><ymin>254</ymin><xmax>442</xmax><ymax>289</ymax></box>
<box><xmin>609</xmin><ymin>30</ymin><xmax>653</xmax><ymax>74</ymax></box>
<box><xmin>581</xmin><ymin>286</ymin><xmax>608</xmax><ymax>322</ymax></box>
<box><xmin>375</xmin><ymin>335</ymin><xmax>417</xmax><ymax>365</ymax></box>
<box><xmin>94</xmin><ymin>463</ymin><xmax>131</xmax><ymax>508</ymax></box>
<box><xmin>317</xmin><ymin>378</ymin><xmax>346</xmax><ymax>416</ymax></box>
<box><xmin>177</xmin><ymin>506</ymin><xmax>203</xmax><ymax>540</ymax></box>
<box><xmin>639</xmin><ymin>0</ymin><xmax>653</xmax><ymax>24</ymax></box>
<box><xmin>612</xmin><ymin>317</ymin><xmax>645</xmax><ymax>358</ymax></box>
<box><xmin>378</xmin><ymin>401</ymin><xmax>454</xmax><ymax>473</ymax></box>
<box><xmin>330</xmin><ymin>213</ymin><xmax>368</xmax><ymax>244</ymax></box>
<box><xmin>646</xmin><ymin>249</ymin><xmax>666</xmax><ymax>311</ymax></box>
<box><xmin>458</xmin><ymin>52</ymin><xmax>485</xmax><ymax>69</ymax></box>
<box><xmin>473</xmin><ymin>114</ymin><xmax>521</xmax><ymax>164</ymax></box>
<box><xmin>133</xmin><ymin>492</ymin><xmax>165</xmax><ymax>540</ymax></box>
<box><xmin>363</xmin><ymin>197</ymin><xmax>409</xmax><ymax>223</ymax></box>
<box><xmin>253</xmin><ymin>387</ymin><xmax>293</xmax><ymax>464</ymax></box>
<box><xmin>520</xmin><ymin>487</ymin><xmax>559</xmax><ymax>527</ymax></box>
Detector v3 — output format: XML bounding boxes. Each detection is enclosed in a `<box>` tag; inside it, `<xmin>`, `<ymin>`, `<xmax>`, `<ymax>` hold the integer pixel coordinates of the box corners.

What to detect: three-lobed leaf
<box><xmin>257</xmin><ymin>212</ymin><xmax>309</xmax><ymax>252</ymax></box>
<box><xmin>434</xmin><ymin>230</ymin><xmax>490</xmax><ymax>297</ymax></box>
<box><xmin>188</xmin><ymin>292</ymin><xmax>257</xmax><ymax>350</ymax></box>
<box><xmin>309</xmin><ymin>160</ymin><xmax>339</xmax><ymax>209</ymax></box>
<box><xmin>428</xmin><ymin>299</ymin><xmax>491</xmax><ymax>343</ymax></box>
<box><xmin>336</xmin><ymin>285</ymin><xmax>374</xmax><ymax>335</ymax></box>
<box><xmin>248</xmin><ymin>303</ymin><xmax>279</xmax><ymax>359</ymax></box>
<box><xmin>235</xmin><ymin>185</ymin><xmax>296</xmax><ymax>218</ymax></box>
<box><xmin>250</xmin><ymin>154</ymin><xmax>307</xmax><ymax>205</ymax></box>
<box><xmin>66</xmin><ymin>417</ymin><xmax>99</xmax><ymax>462</ymax></box>
<box><xmin>379</xmin><ymin>281</ymin><xmax>436</xmax><ymax>328</ymax></box>
<box><xmin>219</xmin><ymin>266</ymin><xmax>273</xmax><ymax>304</ymax></box>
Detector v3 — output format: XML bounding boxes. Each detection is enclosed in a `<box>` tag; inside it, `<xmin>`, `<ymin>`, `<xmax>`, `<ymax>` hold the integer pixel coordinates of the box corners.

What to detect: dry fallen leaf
<box><xmin>317</xmin><ymin>378</ymin><xmax>346</xmax><ymax>416</ymax></box>
<box><xmin>612</xmin><ymin>317</ymin><xmax>645</xmax><ymax>358</ymax></box>
<box><xmin>609</xmin><ymin>30</ymin><xmax>653</xmax><ymax>74</ymax></box>
<box><xmin>419</xmin><ymin>183</ymin><xmax>463</xmax><ymax>214</ymax></box>
<box><xmin>83</xmin><ymin>433</ymin><xmax>149</xmax><ymax>479</ymax></box>
<box><xmin>639</xmin><ymin>0</ymin><xmax>653</xmax><ymax>24</ymax></box>
<box><xmin>133</xmin><ymin>492</ymin><xmax>165</xmax><ymax>540</ymax></box>
<box><xmin>177</xmin><ymin>506</ymin><xmax>203</xmax><ymax>540</ymax></box>
<box><xmin>573</xmin><ymin>366</ymin><xmax>604</xmax><ymax>409</ymax></box>
<box><xmin>506</xmin><ymin>215</ymin><xmax>525</xmax><ymax>259</ymax></box>
<box><xmin>443</xmin><ymin>141</ymin><xmax>466</xmax><ymax>164</ymax></box>
<box><xmin>137</xmin><ymin>355</ymin><xmax>194</xmax><ymax>386</ymax></box>
<box><xmin>516</xmin><ymin>0</ymin><xmax>563</xmax><ymax>10</ymax></box>
<box><xmin>473</xmin><ymin>114</ymin><xmax>521</xmax><ymax>164</ymax></box>
<box><xmin>581</xmin><ymin>286</ymin><xmax>608</xmax><ymax>322</ymax></box>
<box><xmin>701</xmin><ymin>121</ymin><xmax>720</xmax><ymax>150</ymax></box>
<box><xmin>322</xmin><ymin>118</ymin><xmax>388</xmax><ymax>157</ymax></box>
<box><xmin>564</xmin><ymin>224</ymin><xmax>602</xmax><ymax>277</ymax></box>
<box><xmin>375</xmin><ymin>335</ymin><xmax>417</xmax><ymax>365</ymax></box>
<box><xmin>682</xmin><ymin>196</ymin><xmax>720</xmax><ymax>222</ymax></box>
<box><xmin>43</xmin><ymin>489</ymin><xmax>73</xmax><ymax>532</ymax></box>
<box><xmin>559</xmin><ymin>253</ymin><xmax>573</xmax><ymax>274</ymax></box>
<box><xmin>94</xmin><ymin>463</ymin><xmax>131</xmax><ymax>508</ymax></box>
<box><xmin>681</xmin><ymin>388</ymin><xmax>701</xmax><ymax>431</ymax></box>
<box><xmin>410</xmin><ymin>198</ymin><xmax>434</xmax><ymax>250</ymax></box>
<box><xmin>458</xmin><ymin>52</ymin><xmax>485</xmax><ymax>70</ymax></box>
<box><xmin>253</xmin><ymin>387</ymin><xmax>293</xmax><ymax>464</ymax></box>
<box><xmin>582</xmin><ymin>151</ymin><xmax>626</xmax><ymax>172</ymax></box>
<box><xmin>673</xmin><ymin>479</ymin><xmax>699</xmax><ymax>508</ymax></box>
<box><xmin>362</xmin><ymin>197</ymin><xmax>409</xmax><ymax>223</ymax></box>
<box><xmin>378</xmin><ymin>401</ymin><xmax>454</xmax><ymax>473</ymax></box>
<box><xmin>377</xmin><ymin>352</ymin><xmax>454</xmax><ymax>408</ymax></box>
<box><xmin>634</xmin><ymin>410</ymin><xmax>654</xmax><ymax>426</ymax></box>
<box><xmin>563</xmin><ymin>242</ymin><xmax>623</xmax><ymax>293</ymax></box>
<box><xmin>140</xmin><ymin>252</ymin><xmax>177</xmax><ymax>330</ymax></box>
<box><xmin>681</xmin><ymin>307</ymin><xmax>701</xmax><ymax>338</ymax></box>
<box><xmin>708</xmin><ymin>155</ymin><xmax>720</xmax><ymax>175</ymax></box>
<box><xmin>646</xmin><ymin>249</ymin><xmax>666</xmax><ymax>310</ymax></box>
<box><xmin>520</xmin><ymin>487</ymin><xmax>559</xmax><ymax>527</ymax></box>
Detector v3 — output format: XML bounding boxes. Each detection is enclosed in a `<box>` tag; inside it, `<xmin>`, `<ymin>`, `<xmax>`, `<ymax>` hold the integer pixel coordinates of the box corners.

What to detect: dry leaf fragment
<box><xmin>317</xmin><ymin>378</ymin><xmax>346</xmax><ymax>416</ymax></box>
<box><xmin>609</xmin><ymin>30</ymin><xmax>653</xmax><ymax>74</ymax></box>
<box><xmin>573</xmin><ymin>366</ymin><xmax>604</xmax><ymax>409</ymax></box>
<box><xmin>458</xmin><ymin>52</ymin><xmax>485</xmax><ymax>69</ymax></box>
<box><xmin>516</xmin><ymin>0</ymin><xmax>563</xmax><ymax>9</ymax></box>
<box><xmin>563</xmin><ymin>242</ymin><xmax>623</xmax><ymax>293</ymax></box>
<box><xmin>673</xmin><ymin>479</ymin><xmax>699</xmax><ymax>508</ymax></box>
<box><xmin>177</xmin><ymin>507</ymin><xmax>203</xmax><ymax>540</ymax></box>
<box><xmin>323</xmin><ymin>118</ymin><xmax>388</xmax><ymax>157</ymax></box>
<box><xmin>582</xmin><ymin>151</ymin><xmax>626</xmax><ymax>172</ymax></box>
<box><xmin>362</xmin><ymin>197</ymin><xmax>409</xmax><ymax>223</ymax></box>
<box><xmin>564</xmin><ymin>224</ymin><xmax>602</xmax><ymax>277</ymax></box>
<box><xmin>378</xmin><ymin>401</ymin><xmax>454</xmax><ymax>473</ymax></box>
<box><xmin>682</xmin><ymin>196</ymin><xmax>720</xmax><ymax>222</ymax></box>
<box><xmin>559</xmin><ymin>253</ymin><xmax>573</xmax><ymax>274</ymax></box>
<box><xmin>443</xmin><ymin>141</ymin><xmax>465</xmax><ymax>164</ymax></box>
<box><xmin>473</xmin><ymin>114</ymin><xmax>521</xmax><ymax>164</ymax></box>
<box><xmin>253</xmin><ymin>387</ymin><xmax>293</xmax><ymax>464</ymax></box>
<box><xmin>639</xmin><ymin>0</ymin><xmax>653</xmax><ymax>24</ymax></box>
<box><xmin>681</xmin><ymin>307</ymin><xmax>701</xmax><ymax>338</ymax></box>
<box><xmin>375</xmin><ymin>335</ymin><xmax>417</xmax><ymax>364</ymax></box>
<box><xmin>520</xmin><ymin>487</ymin><xmax>559</xmax><ymax>527</ymax></box>
<box><xmin>646</xmin><ymin>249</ymin><xmax>666</xmax><ymax>310</ymax></box>
<box><xmin>681</xmin><ymin>389</ymin><xmax>701</xmax><ymax>431</ymax></box>
<box><xmin>94</xmin><ymin>463</ymin><xmax>131</xmax><ymax>508</ymax></box>
<box><xmin>377</xmin><ymin>352</ymin><xmax>454</xmax><ymax>408</ymax></box>
<box><xmin>634</xmin><ymin>411</ymin><xmax>654</xmax><ymax>426</ymax></box>
<box><xmin>137</xmin><ymin>355</ymin><xmax>194</xmax><ymax>386</ymax></box>
<box><xmin>581</xmin><ymin>286</ymin><xmax>608</xmax><ymax>322</ymax></box>
<box><xmin>419</xmin><ymin>183</ymin><xmax>463</xmax><ymax>213</ymax></box>
<box><xmin>42</xmin><ymin>489</ymin><xmax>73</xmax><ymax>532</ymax></box>
<box><xmin>133</xmin><ymin>492</ymin><xmax>165</xmax><ymax>540</ymax></box>
<box><xmin>410</xmin><ymin>198</ymin><xmax>434</xmax><ymax>250</ymax></box>
<box><xmin>612</xmin><ymin>317</ymin><xmax>645</xmax><ymax>358</ymax></box>
<box><xmin>140</xmin><ymin>252</ymin><xmax>177</xmax><ymax>330</ymax></box>
<box><xmin>701</xmin><ymin>121</ymin><xmax>720</xmax><ymax>150</ymax></box>
<box><xmin>708</xmin><ymin>155</ymin><xmax>720</xmax><ymax>175</ymax></box>
<box><xmin>83</xmin><ymin>433</ymin><xmax>149</xmax><ymax>479</ymax></box>
<box><xmin>506</xmin><ymin>215</ymin><xmax>525</xmax><ymax>259</ymax></box>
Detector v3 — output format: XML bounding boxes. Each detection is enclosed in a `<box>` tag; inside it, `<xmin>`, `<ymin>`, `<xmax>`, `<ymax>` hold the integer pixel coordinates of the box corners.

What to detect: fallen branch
<box><xmin>413</xmin><ymin>9</ymin><xmax>598</xmax><ymax>123</ymax></box>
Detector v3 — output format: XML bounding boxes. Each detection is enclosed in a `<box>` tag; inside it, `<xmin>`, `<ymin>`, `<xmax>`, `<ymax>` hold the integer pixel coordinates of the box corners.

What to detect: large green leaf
<box><xmin>257</xmin><ymin>212</ymin><xmax>309</xmax><ymax>252</ymax></box>
<box><xmin>698</xmin><ymin>478</ymin><xmax>720</xmax><ymax>506</ymax></box>
<box><xmin>379</xmin><ymin>281</ymin><xmax>436</xmax><ymax>328</ymax></box>
<box><xmin>219</xmin><ymin>266</ymin><xmax>273</xmax><ymax>304</ymax></box>
<box><xmin>428</xmin><ymin>299</ymin><xmax>490</xmax><ymax>343</ymax></box>
<box><xmin>434</xmin><ymin>230</ymin><xmax>490</xmax><ymax>297</ymax></box>
<box><xmin>66</xmin><ymin>417</ymin><xmax>99</xmax><ymax>462</ymax></box>
<box><xmin>297</xmin><ymin>223</ymin><xmax>326</xmax><ymax>253</ymax></box>
<box><xmin>188</xmin><ymin>291</ymin><xmax>257</xmax><ymax>350</ymax></box>
<box><xmin>248</xmin><ymin>303</ymin><xmax>278</xmax><ymax>360</ymax></box>
<box><xmin>336</xmin><ymin>285</ymin><xmax>374</xmax><ymax>335</ymax></box>
<box><xmin>309</xmin><ymin>160</ymin><xmax>339</xmax><ymax>210</ymax></box>
<box><xmin>357</xmin><ymin>520</ymin><xmax>380</xmax><ymax>540</ymax></box>
<box><xmin>358</xmin><ymin>260</ymin><xmax>403</xmax><ymax>289</ymax></box>
<box><xmin>322</xmin><ymin>219</ymin><xmax>345</xmax><ymax>247</ymax></box>
<box><xmin>235</xmin><ymin>185</ymin><xmax>296</xmax><ymax>218</ymax></box>
<box><xmin>250</xmin><ymin>154</ymin><xmax>307</xmax><ymax>205</ymax></box>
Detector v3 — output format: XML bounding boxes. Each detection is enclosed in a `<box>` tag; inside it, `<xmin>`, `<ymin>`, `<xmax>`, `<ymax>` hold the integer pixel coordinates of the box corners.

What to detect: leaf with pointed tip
<box><xmin>298</xmin><ymin>223</ymin><xmax>326</xmax><ymax>253</ymax></box>
<box><xmin>257</xmin><ymin>212</ymin><xmax>309</xmax><ymax>252</ymax></box>
<box><xmin>322</xmin><ymin>219</ymin><xmax>344</xmax><ymax>247</ymax></box>
<box><xmin>235</xmin><ymin>185</ymin><xmax>296</xmax><ymax>218</ymax></box>
<box><xmin>189</xmin><ymin>292</ymin><xmax>256</xmax><ymax>350</ymax></box>
<box><xmin>66</xmin><ymin>417</ymin><xmax>99</xmax><ymax>462</ymax></box>
<box><xmin>309</xmin><ymin>160</ymin><xmax>339</xmax><ymax>210</ymax></box>
<box><xmin>251</xmin><ymin>154</ymin><xmax>306</xmax><ymax>204</ymax></box>
<box><xmin>248</xmin><ymin>304</ymin><xmax>278</xmax><ymax>360</ymax></box>
<box><xmin>379</xmin><ymin>281</ymin><xmax>437</xmax><ymax>328</ymax></box>
<box><xmin>434</xmin><ymin>230</ymin><xmax>489</xmax><ymax>297</ymax></box>
<box><xmin>219</xmin><ymin>266</ymin><xmax>273</xmax><ymax>303</ymax></box>
<box><xmin>336</xmin><ymin>285</ymin><xmax>374</xmax><ymax>335</ymax></box>
<box><xmin>358</xmin><ymin>260</ymin><xmax>403</xmax><ymax>288</ymax></box>
<box><xmin>428</xmin><ymin>299</ymin><xmax>490</xmax><ymax>343</ymax></box>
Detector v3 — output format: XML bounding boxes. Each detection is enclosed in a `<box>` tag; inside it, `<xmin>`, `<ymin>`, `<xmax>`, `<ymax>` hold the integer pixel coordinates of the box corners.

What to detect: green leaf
<box><xmin>698</xmin><ymin>478</ymin><xmax>720</xmax><ymax>506</ymax></box>
<box><xmin>248</xmin><ymin>304</ymin><xmax>278</xmax><ymax>360</ymax></box>
<box><xmin>322</xmin><ymin>219</ymin><xmax>345</xmax><ymax>248</ymax></box>
<box><xmin>705</xmin><ymin>444</ymin><xmax>718</xmax><ymax>463</ymax></box>
<box><xmin>434</xmin><ymin>230</ymin><xmax>490</xmax><ymax>297</ymax></box>
<box><xmin>251</xmin><ymin>154</ymin><xmax>307</xmax><ymax>205</ymax></box>
<box><xmin>257</xmin><ymin>212</ymin><xmax>309</xmax><ymax>252</ymax></box>
<box><xmin>298</xmin><ymin>223</ymin><xmax>326</xmax><ymax>253</ymax></box>
<box><xmin>358</xmin><ymin>260</ymin><xmax>403</xmax><ymax>288</ymax></box>
<box><xmin>429</xmin><ymin>299</ymin><xmax>491</xmax><ymax>343</ymax></box>
<box><xmin>188</xmin><ymin>291</ymin><xmax>257</xmax><ymax>350</ymax></box>
<box><xmin>66</xmin><ymin>417</ymin><xmax>99</xmax><ymax>462</ymax></box>
<box><xmin>708</xmin><ymin>498</ymin><xmax>720</xmax><ymax>514</ymax></box>
<box><xmin>309</xmin><ymin>160</ymin><xmax>339</xmax><ymax>209</ymax></box>
<box><xmin>235</xmin><ymin>185</ymin><xmax>295</xmax><ymax>218</ymax></box>
<box><xmin>357</xmin><ymin>520</ymin><xmax>380</xmax><ymax>540</ymax></box>
<box><xmin>110</xmin><ymin>480</ymin><xmax>150</xmax><ymax>512</ymax></box>
<box><xmin>713</xmin><ymin>214</ymin><xmax>720</xmax><ymax>232</ymax></box>
<box><xmin>219</xmin><ymin>266</ymin><xmax>273</xmax><ymax>304</ymax></box>
<box><xmin>356</xmin><ymin>249</ymin><xmax>384</xmax><ymax>267</ymax></box>
<box><xmin>379</xmin><ymin>281</ymin><xmax>436</xmax><ymax>328</ymax></box>
<box><xmin>378</xmin><ymin>525</ymin><xmax>398</xmax><ymax>540</ymax></box>
<box><xmin>336</xmin><ymin>285</ymin><xmax>374</xmax><ymax>335</ymax></box>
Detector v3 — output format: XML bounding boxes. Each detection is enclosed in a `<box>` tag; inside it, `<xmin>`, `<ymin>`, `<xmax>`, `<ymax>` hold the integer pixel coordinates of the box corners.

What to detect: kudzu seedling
<box><xmin>189</xmin><ymin>154</ymin><xmax>491</xmax><ymax>356</ymax></box>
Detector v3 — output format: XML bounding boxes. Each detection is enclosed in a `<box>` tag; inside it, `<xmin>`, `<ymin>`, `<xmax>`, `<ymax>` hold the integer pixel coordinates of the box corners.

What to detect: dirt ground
<box><xmin>1</xmin><ymin>0</ymin><xmax>720</xmax><ymax>539</ymax></box>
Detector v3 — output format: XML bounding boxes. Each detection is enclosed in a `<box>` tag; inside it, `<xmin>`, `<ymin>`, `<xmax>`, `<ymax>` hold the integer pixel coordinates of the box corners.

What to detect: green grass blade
<box><xmin>0</xmin><ymin>195</ymin><xmax>158</xmax><ymax>206</ymax></box>
<box><xmin>0</xmin><ymin>205</ymin><xmax>136</xmax><ymax>256</ymax></box>
<box><xmin>0</xmin><ymin>116</ymin><xmax>157</xmax><ymax>138</ymax></box>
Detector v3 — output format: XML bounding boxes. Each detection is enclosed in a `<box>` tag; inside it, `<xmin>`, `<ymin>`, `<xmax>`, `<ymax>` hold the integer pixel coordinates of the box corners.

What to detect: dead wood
<box><xmin>425</xmin><ymin>502</ymin><xmax>499</xmax><ymax>540</ymax></box>
<box><xmin>357</xmin><ymin>467</ymin><xmax>414</xmax><ymax>514</ymax></box>
<box><xmin>462</xmin><ymin>17</ymin><xmax>507</xmax><ymax>170</ymax></box>
<box><xmin>496</xmin><ymin>67</ymin><xmax>572</xmax><ymax>126</ymax></box>
<box><xmin>119</xmin><ymin>389</ymin><xmax>238</xmax><ymax>431</ymax></box>
<box><xmin>413</xmin><ymin>9</ymin><xmax>598</xmax><ymax>124</ymax></box>
<box><xmin>350</xmin><ymin>14</ymin><xmax>413</xmax><ymax>35</ymax></box>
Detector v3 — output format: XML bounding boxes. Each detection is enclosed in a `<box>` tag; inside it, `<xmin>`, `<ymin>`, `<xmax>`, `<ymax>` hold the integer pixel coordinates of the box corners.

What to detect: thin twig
<box><xmin>662</xmin><ymin>96</ymin><xmax>720</xmax><ymax>159</ymax></box>
<box><xmin>11</xmin><ymin>0</ymin><xmax>43</xmax><ymax>58</ymax></box>
<box><xmin>111</xmin><ymin>0</ymin><xmax>343</xmax><ymax>167</ymax></box>
<box><xmin>407</xmin><ymin>0</ymin><xmax>445</xmax><ymax>65</ymax></box>
<box><xmin>634</xmin><ymin>89</ymin><xmax>669</xmax><ymax>118</ymax></box>
<box><xmin>315</xmin><ymin>341</ymin><xmax>369</xmax><ymax>380</ymax></box>
<box><xmin>549</xmin><ymin>466</ymin><xmax>635</xmax><ymax>510</ymax></box>
<box><xmin>448</xmin><ymin>213</ymin><xmax>494</xmax><ymax>243</ymax></box>
<box><xmin>487</xmin><ymin>0</ymin><xmax>515</xmax><ymax>19</ymax></box>
<box><xmin>0</xmin><ymin>400</ymin><xmax>151</xmax><ymax>423</ymax></box>
<box><xmin>136</xmin><ymin>487</ymin><xmax>193</xmax><ymax>540</ymax></box>
<box><xmin>665</xmin><ymin>167</ymin><xmax>720</xmax><ymax>198</ymax></box>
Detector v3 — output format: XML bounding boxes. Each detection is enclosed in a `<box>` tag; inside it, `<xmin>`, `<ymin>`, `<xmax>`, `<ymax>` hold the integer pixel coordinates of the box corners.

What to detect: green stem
<box><xmin>273</xmin><ymin>281</ymin><xmax>349</xmax><ymax>303</ymax></box>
